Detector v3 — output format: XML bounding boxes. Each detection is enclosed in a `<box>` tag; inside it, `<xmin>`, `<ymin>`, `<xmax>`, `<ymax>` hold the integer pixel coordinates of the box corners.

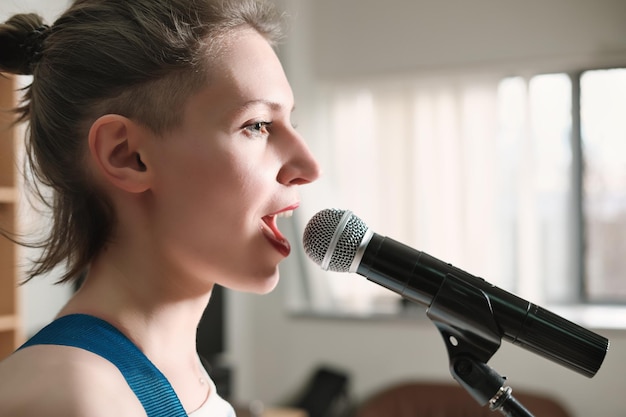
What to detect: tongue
<box><xmin>264</xmin><ymin>215</ymin><xmax>286</xmax><ymax>240</ymax></box>
<box><xmin>263</xmin><ymin>215</ymin><xmax>290</xmax><ymax>256</ymax></box>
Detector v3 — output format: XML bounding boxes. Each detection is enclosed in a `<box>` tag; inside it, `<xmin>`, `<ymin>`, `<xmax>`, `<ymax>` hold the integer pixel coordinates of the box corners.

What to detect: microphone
<box><xmin>302</xmin><ymin>208</ymin><xmax>609</xmax><ymax>378</ymax></box>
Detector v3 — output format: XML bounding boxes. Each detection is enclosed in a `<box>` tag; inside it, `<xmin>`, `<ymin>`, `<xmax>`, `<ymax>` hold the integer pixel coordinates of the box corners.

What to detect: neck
<box><xmin>55</xmin><ymin>221</ymin><xmax>219</xmax><ymax>413</ymax></box>
<box><xmin>58</xmin><ymin>250</ymin><xmax>214</xmax><ymax>366</ymax></box>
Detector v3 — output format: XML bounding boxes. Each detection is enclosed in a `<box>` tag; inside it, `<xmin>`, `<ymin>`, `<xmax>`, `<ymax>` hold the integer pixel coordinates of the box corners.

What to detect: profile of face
<box><xmin>135</xmin><ymin>28</ymin><xmax>321</xmax><ymax>294</ymax></box>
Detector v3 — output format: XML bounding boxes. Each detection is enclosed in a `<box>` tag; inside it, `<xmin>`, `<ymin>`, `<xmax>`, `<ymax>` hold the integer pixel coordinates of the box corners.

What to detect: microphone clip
<box><xmin>427</xmin><ymin>273</ymin><xmax>535</xmax><ymax>417</ymax></box>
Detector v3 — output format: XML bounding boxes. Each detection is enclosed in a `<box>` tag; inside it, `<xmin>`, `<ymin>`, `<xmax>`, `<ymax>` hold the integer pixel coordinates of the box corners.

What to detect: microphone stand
<box><xmin>426</xmin><ymin>273</ymin><xmax>535</xmax><ymax>417</ymax></box>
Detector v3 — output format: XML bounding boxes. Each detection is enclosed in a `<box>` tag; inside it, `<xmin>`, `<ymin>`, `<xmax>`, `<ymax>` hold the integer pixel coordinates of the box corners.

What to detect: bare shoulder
<box><xmin>0</xmin><ymin>344</ymin><xmax>146</xmax><ymax>417</ymax></box>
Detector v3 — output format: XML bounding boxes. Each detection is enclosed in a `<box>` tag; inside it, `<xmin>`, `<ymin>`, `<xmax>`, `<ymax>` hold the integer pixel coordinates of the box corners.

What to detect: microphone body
<box><xmin>302</xmin><ymin>209</ymin><xmax>609</xmax><ymax>378</ymax></box>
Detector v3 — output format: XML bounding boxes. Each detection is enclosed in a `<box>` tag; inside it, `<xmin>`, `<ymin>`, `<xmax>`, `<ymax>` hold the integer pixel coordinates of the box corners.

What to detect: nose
<box><xmin>276</xmin><ymin>128</ymin><xmax>322</xmax><ymax>186</ymax></box>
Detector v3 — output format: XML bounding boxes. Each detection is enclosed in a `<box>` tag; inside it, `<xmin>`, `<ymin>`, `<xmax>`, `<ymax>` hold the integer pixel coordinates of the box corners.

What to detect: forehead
<box><xmin>199</xmin><ymin>28</ymin><xmax>294</xmax><ymax>114</ymax></box>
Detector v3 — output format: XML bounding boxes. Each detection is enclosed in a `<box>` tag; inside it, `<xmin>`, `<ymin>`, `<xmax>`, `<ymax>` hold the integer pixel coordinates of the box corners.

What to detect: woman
<box><xmin>0</xmin><ymin>0</ymin><xmax>320</xmax><ymax>415</ymax></box>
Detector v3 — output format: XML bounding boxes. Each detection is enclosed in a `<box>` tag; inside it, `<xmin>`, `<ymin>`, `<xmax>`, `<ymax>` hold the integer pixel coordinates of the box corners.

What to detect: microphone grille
<box><xmin>302</xmin><ymin>208</ymin><xmax>369</xmax><ymax>272</ymax></box>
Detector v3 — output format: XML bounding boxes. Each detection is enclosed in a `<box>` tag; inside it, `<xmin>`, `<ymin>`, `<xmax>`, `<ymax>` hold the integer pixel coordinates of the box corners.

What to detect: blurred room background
<box><xmin>2</xmin><ymin>1</ymin><xmax>626</xmax><ymax>416</ymax></box>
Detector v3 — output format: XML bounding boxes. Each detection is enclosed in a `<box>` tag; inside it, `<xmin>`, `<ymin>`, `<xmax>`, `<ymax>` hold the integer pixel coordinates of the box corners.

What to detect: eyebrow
<box><xmin>238</xmin><ymin>99</ymin><xmax>295</xmax><ymax>113</ymax></box>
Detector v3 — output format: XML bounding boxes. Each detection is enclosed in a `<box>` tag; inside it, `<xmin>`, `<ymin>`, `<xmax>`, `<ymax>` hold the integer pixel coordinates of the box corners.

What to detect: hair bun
<box><xmin>0</xmin><ymin>13</ymin><xmax>49</xmax><ymax>75</ymax></box>
<box><xmin>21</xmin><ymin>25</ymin><xmax>51</xmax><ymax>70</ymax></box>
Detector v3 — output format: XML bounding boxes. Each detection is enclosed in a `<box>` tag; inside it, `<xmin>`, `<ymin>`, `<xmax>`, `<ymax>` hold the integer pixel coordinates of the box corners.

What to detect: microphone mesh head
<box><xmin>302</xmin><ymin>208</ymin><xmax>369</xmax><ymax>272</ymax></box>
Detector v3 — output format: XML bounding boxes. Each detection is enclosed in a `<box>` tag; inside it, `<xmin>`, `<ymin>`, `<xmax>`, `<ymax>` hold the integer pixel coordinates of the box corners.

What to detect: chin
<box><xmin>253</xmin><ymin>271</ymin><xmax>281</xmax><ymax>294</ymax></box>
<box><xmin>227</xmin><ymin>268</ymin><xmax>280</xmax><ymax>294</ymax></box>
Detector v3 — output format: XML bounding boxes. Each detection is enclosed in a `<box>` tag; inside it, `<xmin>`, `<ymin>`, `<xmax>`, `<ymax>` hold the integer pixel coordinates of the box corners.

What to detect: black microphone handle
<box><xmin>356</xmin><ymin>233</ymin><xmax>608</xmax><ymax>378</ymax></box>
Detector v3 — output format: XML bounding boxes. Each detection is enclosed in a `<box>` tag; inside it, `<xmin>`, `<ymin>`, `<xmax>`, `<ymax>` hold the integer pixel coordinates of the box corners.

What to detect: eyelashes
<box><xmin>248</xmin><ymin>121</ymin><xmax>272</xmax><ymax>132</ymax></box>
<box><xmin>242</xmin><ymin>121</ymin><xmax>273</xmax><ymax>138</ymax></box>
<box><xmin>241</xmin><ymin>120</ymin><xmax>299</xmax><ymax>139</ymax></box>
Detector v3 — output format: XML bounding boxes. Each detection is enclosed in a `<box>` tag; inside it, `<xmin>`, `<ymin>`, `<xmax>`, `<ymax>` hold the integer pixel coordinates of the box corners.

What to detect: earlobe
<box><xmin>88</xmin><ymin>114</ymin><xmax>151</xmax><ymax>193</ymax></box>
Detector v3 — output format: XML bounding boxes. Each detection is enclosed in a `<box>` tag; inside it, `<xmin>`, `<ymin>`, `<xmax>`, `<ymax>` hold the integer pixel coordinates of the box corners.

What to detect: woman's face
<box><xmin>145</xmin><ymin>28</ymin><xmax>320</xmax><ymax>293</ymax></box>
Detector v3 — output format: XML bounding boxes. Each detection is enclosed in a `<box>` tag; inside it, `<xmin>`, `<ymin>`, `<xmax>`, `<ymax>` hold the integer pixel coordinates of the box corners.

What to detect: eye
<box><xmin>243</xmin><ymin>121</ymin><xmax>273</xmax><ymax>137</ymax></box>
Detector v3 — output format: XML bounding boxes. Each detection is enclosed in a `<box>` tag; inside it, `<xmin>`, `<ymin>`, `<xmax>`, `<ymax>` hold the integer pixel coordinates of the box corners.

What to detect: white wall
<box><xmin>229</xmin><ymin>2</ymin><xmax>626</xmax><ymax>417</ymax></box>
<box><xmin>309</xmin><ymin>0</ymin><xmax>626</xmax><ymax>78</ymax></box>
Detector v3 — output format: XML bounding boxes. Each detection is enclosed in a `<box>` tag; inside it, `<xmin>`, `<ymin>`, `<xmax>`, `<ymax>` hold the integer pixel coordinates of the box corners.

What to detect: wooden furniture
<box><xmin>0</xmin><ymin>74</ymin><xmax>21</xmax><ymax>360</ymax></box>
<box><xmin>263</xmin><ymin>408</ymin><xmax>308</xmax><ymax>417</ymax></box>
<box><xmin>352</xmin><ymin>381</ymin><xmax>572</xmax><ymax>417</ymax></box>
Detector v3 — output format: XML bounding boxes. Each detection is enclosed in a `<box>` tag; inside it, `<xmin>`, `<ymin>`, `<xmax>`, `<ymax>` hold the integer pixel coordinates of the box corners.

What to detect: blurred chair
<box><xmin>352</xmin><ymin>381</ymin><xmax>572</xmax><ymax>417</ymax></box>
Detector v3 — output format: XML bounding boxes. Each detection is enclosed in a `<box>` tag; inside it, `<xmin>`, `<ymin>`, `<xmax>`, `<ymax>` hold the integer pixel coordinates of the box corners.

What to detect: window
<box><xmin>290</xmin><ymin>67</ymin><xmax>626</xmax><ymax>318</ymax></box>
<box><xmin>581</xmin><ymin>69</ymin><xmax>626</xmax><ymax>302</ymax></box>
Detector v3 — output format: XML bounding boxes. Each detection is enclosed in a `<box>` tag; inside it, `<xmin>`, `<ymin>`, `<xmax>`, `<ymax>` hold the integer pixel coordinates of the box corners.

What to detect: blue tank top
<box><xmin>18</xmin><ymin>314</ymin><xmax>188</xmax><ymax>417</ymax></box>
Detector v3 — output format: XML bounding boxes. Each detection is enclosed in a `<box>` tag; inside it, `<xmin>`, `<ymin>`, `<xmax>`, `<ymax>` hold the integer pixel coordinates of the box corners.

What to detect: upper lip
<box><xmin>266</xmin><ymin>202</ymin><xmax>300</xmax><ymax>217</ymax></box>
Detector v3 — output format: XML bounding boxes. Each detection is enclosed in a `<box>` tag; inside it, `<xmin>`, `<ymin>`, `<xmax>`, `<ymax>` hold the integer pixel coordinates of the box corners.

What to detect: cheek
<box><xmin>166</xmin><ymin>153</ymin><xmax>259</xmax><ymax>234</ymax></box>
<box><xmin>152</xmin><ymin>137</ymin><xmax>271</xmax><ymax>235</ymax></box>
<box><xmin>161</xmin><ymin>141</ymin><xmax>233</xmax><ymax>199</ymax></box>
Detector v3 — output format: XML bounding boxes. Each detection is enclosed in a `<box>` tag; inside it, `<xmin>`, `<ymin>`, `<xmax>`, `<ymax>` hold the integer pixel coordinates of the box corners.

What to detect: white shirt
<box><xmin>188</xmin><ymin>366</ymin><xmax>236</xmax><ymax>417</ymax></box>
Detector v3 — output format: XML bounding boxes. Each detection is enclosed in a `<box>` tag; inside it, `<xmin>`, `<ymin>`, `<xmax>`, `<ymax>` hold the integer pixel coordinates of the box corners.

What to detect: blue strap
<box><xmin>18</xmin><ymin>314</ymin><xmax>187</xmax><ymax>417</ymax></box>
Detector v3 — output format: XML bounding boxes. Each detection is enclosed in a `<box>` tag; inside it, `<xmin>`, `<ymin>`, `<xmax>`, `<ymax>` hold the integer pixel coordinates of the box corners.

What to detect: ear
<box><xmin>88</xmin><ymin>114</ymin><xmax>151</xmax><ymax>193</ymax></box>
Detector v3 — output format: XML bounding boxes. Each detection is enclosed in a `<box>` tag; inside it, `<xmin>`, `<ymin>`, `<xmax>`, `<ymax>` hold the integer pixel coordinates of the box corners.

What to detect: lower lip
<box><xmin>262</xmin><ymin>229</ymin><xmax>291</xmax><ymax>257</ymax></box>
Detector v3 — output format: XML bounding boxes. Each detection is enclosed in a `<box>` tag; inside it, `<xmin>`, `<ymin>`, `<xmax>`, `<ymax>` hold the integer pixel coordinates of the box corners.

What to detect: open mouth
<box><xmin>261</xmin><ymin>209</ymin><xmax>294</xmax><ymax>256</ymax></box>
